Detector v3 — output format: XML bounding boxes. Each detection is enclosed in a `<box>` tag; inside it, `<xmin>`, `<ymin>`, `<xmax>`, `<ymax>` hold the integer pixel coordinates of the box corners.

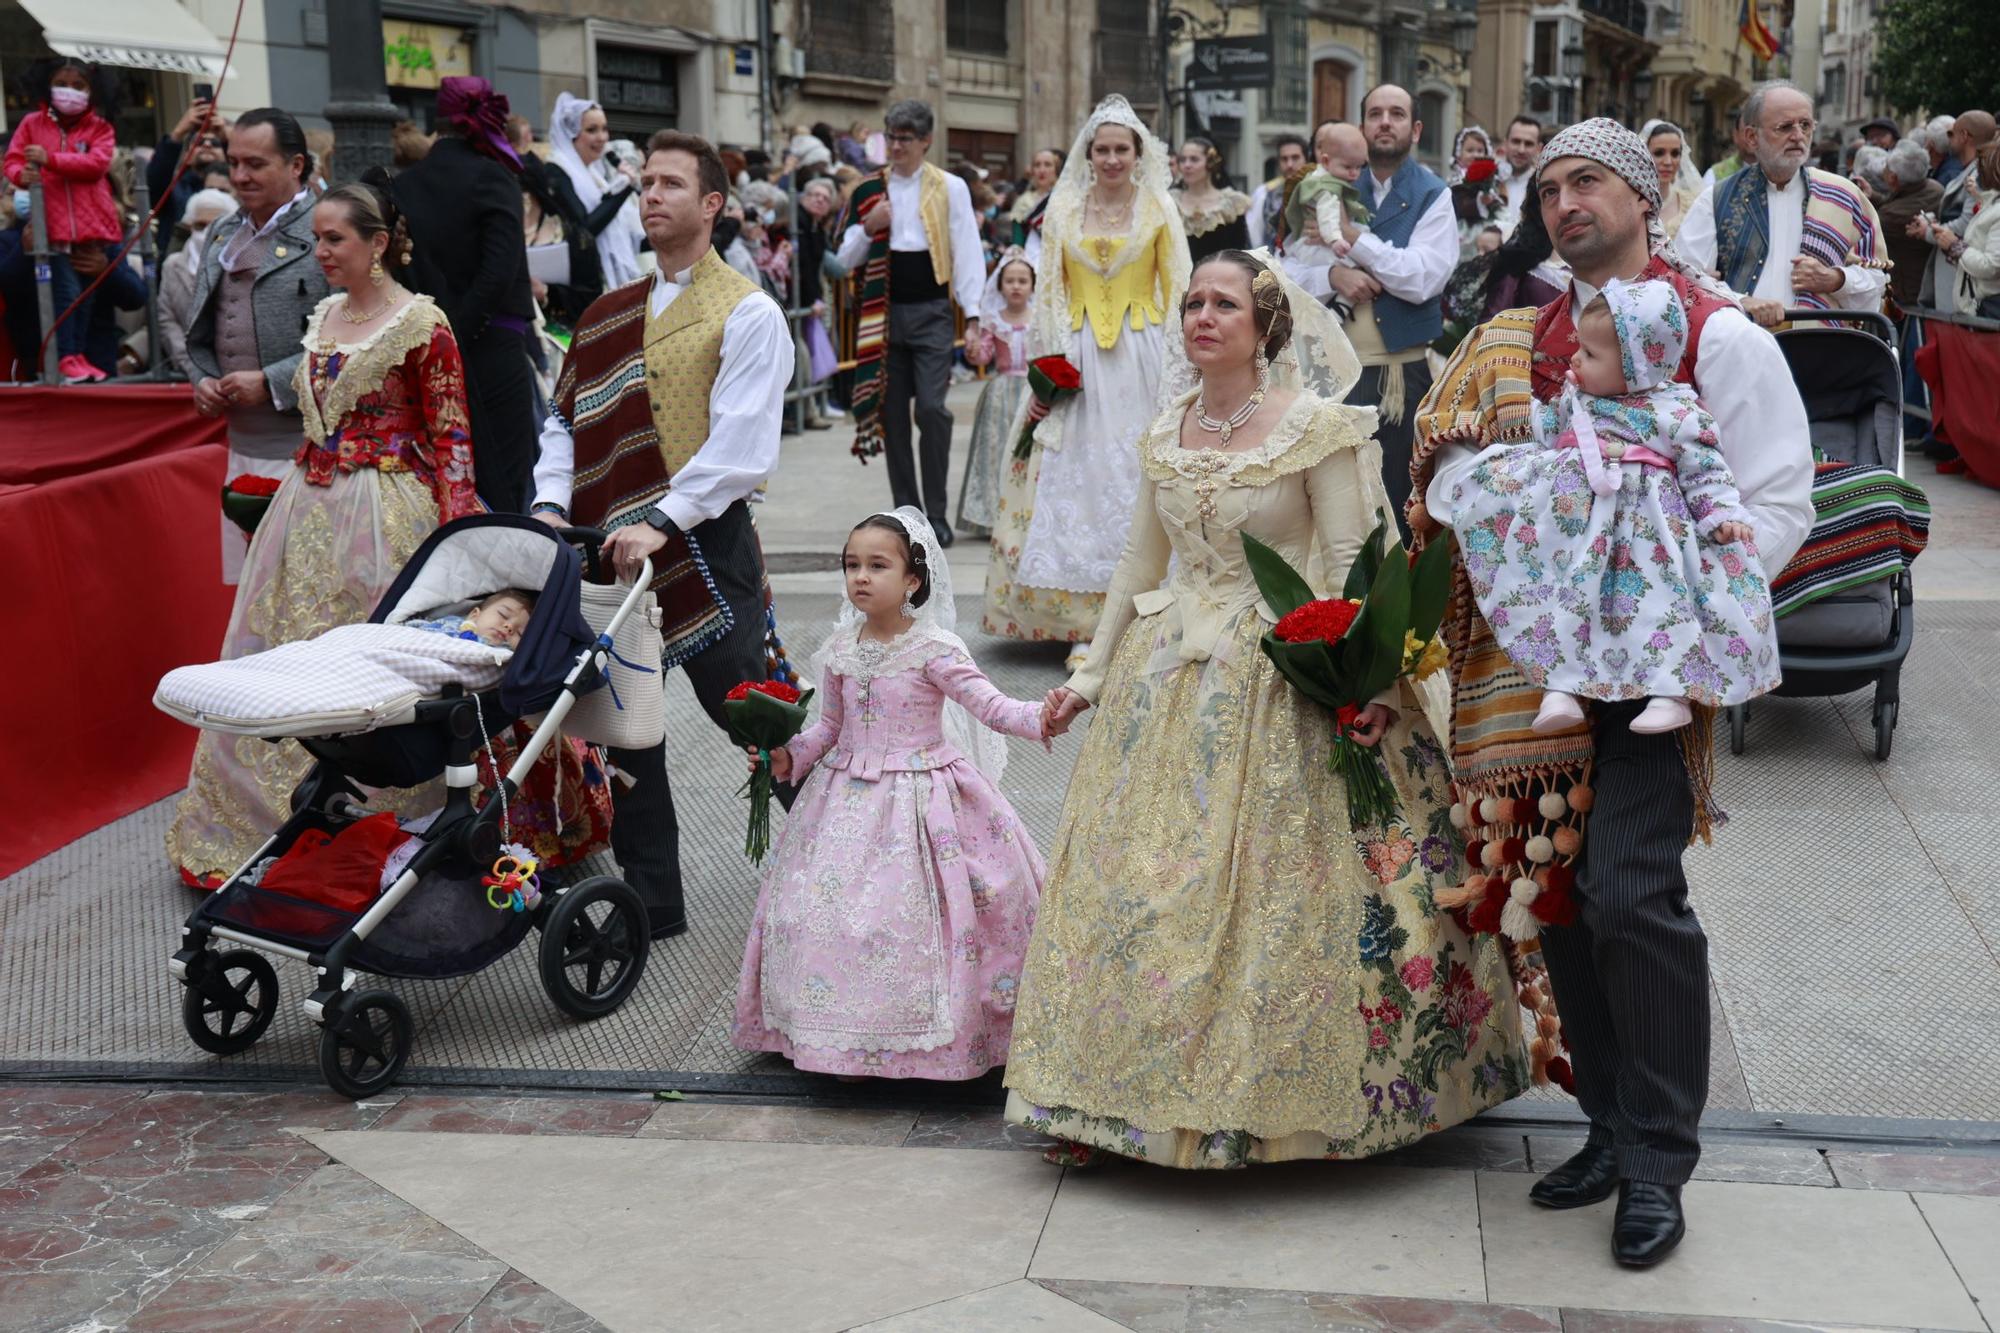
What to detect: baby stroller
<box><xmin>164</xmin><ymin>515</ymin><xmax>657</xmax><ymax>1097</ymax></box>
<box><xmin>1727</xmin><ymin>309</ymin><xmax>1915</xmax><ymax>761</ymax></box>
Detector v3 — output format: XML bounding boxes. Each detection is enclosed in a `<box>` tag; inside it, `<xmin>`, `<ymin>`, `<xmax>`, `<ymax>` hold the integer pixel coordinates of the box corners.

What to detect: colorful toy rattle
<box><xmin>483</xmin><ymin>843</ymin><xmax>543</xmax><ymax>912</ymax></box>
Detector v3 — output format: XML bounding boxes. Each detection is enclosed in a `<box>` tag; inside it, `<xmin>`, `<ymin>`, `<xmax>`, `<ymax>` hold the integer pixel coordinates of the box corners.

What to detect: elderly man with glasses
<box><xmin>1675</xmin><ymin>79</ymin><xmax>1890</xmax><ymax>328</ymax></box>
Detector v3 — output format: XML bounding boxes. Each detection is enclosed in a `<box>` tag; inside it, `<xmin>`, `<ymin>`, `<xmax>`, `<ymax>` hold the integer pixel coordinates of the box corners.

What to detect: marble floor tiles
<box><xmin>4</xmin><ymin>1084</ymin><xmax>1999</xmax><ymax>1333</ymax></box>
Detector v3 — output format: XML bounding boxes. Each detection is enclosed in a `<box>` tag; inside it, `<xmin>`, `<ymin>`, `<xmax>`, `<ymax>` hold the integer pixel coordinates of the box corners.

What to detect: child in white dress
<box><xmin>1441</xmin><ymin>277</ymin><xmax>1780</xmax><ymax>734</ymax></box>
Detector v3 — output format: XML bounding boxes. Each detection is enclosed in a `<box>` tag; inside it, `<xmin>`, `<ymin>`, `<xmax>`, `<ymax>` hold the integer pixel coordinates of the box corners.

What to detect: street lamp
<box><xmin>1559</xmin><ymin>40</ymin><xmax>1585</xmax><ymax>124</ymax></box>
<box><xmin>324</xmin><ymin>0</ymin><xmax>400</xmax><ymax>182</ymax></box>
<box><xmin>1631</xmin><ymin>66</ymin><xmax>1656</xmax><ymax>119</ymax></box>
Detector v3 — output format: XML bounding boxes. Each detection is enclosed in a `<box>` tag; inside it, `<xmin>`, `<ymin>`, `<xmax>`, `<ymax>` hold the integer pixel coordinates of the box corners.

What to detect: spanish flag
<box><xmin>1740</xmin><ymin>0</ymin><xmax>1779</xmax><ymax>61</ymax></box>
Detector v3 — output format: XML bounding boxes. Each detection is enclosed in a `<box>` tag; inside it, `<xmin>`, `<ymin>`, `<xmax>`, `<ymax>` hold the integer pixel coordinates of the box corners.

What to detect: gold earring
<box><xmin>369</xmin><ymin>257</ymin><xmax>386</xmax><ymax>287</ymax></box>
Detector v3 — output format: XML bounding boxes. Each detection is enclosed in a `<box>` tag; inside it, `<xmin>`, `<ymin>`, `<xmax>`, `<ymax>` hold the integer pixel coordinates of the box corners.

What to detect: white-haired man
<box><xmin>1677</xmin><ymin>80</ymin><xmax>1889</xmax><ymax>327</ymax></box>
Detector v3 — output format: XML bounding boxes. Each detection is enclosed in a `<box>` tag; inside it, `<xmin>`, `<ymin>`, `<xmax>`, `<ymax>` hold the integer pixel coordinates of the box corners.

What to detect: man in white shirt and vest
<box><xmin>529</xmin><ymin>129</ymin><xmax>794</xmax><ymax>940</ymax></box>
<box><xmin>1494</xmin><ymin>115</ymin><xmax>1543</xmax><ymax>236</ymax></box>
<box><xmin>1676</xmin><ymin>80</ymin><xmax>1890</xmax><ymax>328</ymax></box>
<box><xmin>1323</xmin><ymin>84</ymin><xmax>1457</xmax><ymax>533</ymax></box>
<box><xmin>837</xmin><ymin>99</ymin><xmax>987</xmax><ymax>549</ymax></box>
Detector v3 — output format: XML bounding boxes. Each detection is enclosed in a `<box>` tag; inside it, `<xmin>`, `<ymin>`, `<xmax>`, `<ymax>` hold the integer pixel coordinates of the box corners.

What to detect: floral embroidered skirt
<box><xmin>1003</xmin><ymin>611</ymin><xmax>1528</xmax><ymax>1167</ymax></box>
<box><xmin>1452</xmin><ymin>447</ymin><xmax>1780</xmax><ymax>705</ymax></box>
<box><xmin>955</xmin><ymin>372</ymin><xmax>1027</xmax><ymax>539</ymax></box>
<box><xmin>731</xmin><ymin>760</ymin><xmax>1043</xmax><ymax>1079</ymax></box>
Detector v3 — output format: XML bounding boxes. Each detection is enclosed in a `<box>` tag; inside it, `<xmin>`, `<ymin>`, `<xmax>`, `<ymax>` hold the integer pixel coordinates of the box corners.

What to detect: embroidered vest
<box><xmin>641</xmin><ymin>252</ymin><xmax>761</xmax><ymax>481</ymax></box>
<box><xmin>1360</xmin><ymin>158</ymin><xmax>1449</xmax><ymax>352</ymax></box>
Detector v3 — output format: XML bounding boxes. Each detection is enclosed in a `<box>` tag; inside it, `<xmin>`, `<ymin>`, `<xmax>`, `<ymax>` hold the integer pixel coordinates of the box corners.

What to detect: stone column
<box><xmin>325</xmin><ymin>0</ymin><xmax>402</xmax><ymax>184</ymax></box>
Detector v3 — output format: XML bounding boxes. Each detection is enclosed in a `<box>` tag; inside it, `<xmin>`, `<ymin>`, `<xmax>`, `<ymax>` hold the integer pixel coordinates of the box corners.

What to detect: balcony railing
<box><xmin>1583</xmin><ymin>0</ymin><xmax>1649</xmax><ymax>37</ymax></box>
<box><xmin>806</xmin><ymin>0</ymin><xmax>896</xmax><ymax>82</ymax></box>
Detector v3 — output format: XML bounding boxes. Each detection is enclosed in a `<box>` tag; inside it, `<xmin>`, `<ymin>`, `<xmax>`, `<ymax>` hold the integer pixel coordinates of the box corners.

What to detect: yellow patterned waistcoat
<box><xmin>641</xmin><ymin>248</ymin><xmax>762</xmax><ymax>482</ymax></box>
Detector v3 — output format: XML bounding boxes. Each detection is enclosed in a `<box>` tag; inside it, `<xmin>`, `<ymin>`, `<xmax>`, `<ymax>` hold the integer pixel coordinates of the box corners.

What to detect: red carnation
<box><xmin>1273</xmin><ymin>597</ymin><xmax>1361</xmax><ymax>645</ymax></box>
<box><xmin>1465</xmin><ymin>158</ymin><xmax>1498</xmax><ymax>184</ymax></box>
<box><xmin>1029</xmin><ymin>354</ymin><xmax>1082</xmax><ymax>391</ymax></box>
<box><xmin>725</xmin><ymin>679</ymin><xmax>802</xmax><ymax>705</ymax></box>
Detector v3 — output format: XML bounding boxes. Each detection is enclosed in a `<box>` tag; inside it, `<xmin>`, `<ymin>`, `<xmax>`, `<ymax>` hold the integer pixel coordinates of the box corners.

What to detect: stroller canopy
<box><xmin>370</xmin><ymin>514</ymin><xmax>597</xmax><ymax>717</ymax></box>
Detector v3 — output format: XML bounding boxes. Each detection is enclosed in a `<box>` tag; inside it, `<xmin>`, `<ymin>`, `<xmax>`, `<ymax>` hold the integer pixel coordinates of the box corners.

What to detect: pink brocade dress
<box><xmin>731</xmin><ymin>639</ymin><xmax>1048</xmax><ymax>1079</ymax></box>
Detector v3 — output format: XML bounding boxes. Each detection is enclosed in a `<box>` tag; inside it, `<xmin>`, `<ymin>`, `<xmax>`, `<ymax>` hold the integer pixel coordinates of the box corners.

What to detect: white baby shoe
<box><xmin>1630</xmin><ymin>697</ymin><xmax>1693</xmax><ymax>734</ymax></box>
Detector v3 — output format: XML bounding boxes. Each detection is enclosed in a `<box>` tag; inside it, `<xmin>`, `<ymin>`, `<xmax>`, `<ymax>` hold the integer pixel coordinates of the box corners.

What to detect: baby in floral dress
<box><xmin>1442</xmin><ymin>276</ymin><xmax>1780</xmax><ymax>734</ymax></box>
<box><xmin>730</xmin><ymin>510</ymin><xmax>1056</xmax><ymax>1079</ymax></box>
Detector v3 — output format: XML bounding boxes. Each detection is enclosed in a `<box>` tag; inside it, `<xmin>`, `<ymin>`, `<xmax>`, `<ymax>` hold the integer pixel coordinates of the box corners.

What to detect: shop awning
<box><xmin>17</xmin><ymin>0</ymin><xmax>229</xmax><ymax>78</ymax></box>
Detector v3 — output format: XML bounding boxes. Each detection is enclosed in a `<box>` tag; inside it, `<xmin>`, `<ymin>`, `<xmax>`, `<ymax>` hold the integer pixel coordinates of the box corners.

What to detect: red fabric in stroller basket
<box><xmin>251</xmin><ymin>815</ymin><xmax>411</xmax><ymax>932</ymax></box>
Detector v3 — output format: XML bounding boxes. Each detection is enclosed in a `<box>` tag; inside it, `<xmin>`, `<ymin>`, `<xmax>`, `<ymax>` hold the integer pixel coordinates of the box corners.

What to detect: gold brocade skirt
<box><xmin>1003</xmin><ymin>610</ymin><xmax>1528</xmax><ymax>1168</ymax></box>
<box><xmin>166</xmin><ymin>467</ymin><xmax>440</xmax><ymax>884</ymax></box>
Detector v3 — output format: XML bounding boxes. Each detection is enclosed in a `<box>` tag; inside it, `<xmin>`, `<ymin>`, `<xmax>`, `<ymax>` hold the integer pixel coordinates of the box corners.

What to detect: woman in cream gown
<box><xmin>983</xmin><ymin>96</ymin><xmax>1190</xmax><ymax>665</ymax></box>
<box><xmin>1004</xmin><ymin>250</ymin><xmax>1528</xmax><ymax>1168</ymax></box>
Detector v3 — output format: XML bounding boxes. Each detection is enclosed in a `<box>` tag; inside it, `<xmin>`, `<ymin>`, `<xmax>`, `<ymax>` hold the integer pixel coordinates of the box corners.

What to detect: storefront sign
<box><xmin>597</xmin><ymin>45</ymin><xmax>678</xmax><ymax>120</ymax></box>
<box><xmin>383</xmin><ymin>20</ymin><xmax>473</xmax><ymax>90</ymax></box>
<box><xmin>1186</xmin><ymin>35</ymin><xmax>1274</xmax><ymax>92</ymax></box>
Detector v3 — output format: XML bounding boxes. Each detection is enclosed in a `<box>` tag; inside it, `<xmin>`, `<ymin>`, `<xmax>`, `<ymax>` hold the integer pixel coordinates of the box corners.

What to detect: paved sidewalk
<box><xmin>3</xmin><ymin>1082</ymin><xmax>1996</xmax><ymax>1332</ymax></box>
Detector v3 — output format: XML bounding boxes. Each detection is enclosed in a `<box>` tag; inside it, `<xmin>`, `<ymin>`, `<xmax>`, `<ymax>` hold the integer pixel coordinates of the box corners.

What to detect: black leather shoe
<box><xmin>931</xmin><ymin>517</ymin><xmax>956</xmax><ymax>549</ymax></box>
<box><xmin>1613</xmin><ymin>1180</ymin><xmax>1686</xmax><ymax>1267</ymax></box>
<box><xmin>1528</xmin><ymin>1142</ymin><xmax>1620</xmax><ymax>1209</ymax></box>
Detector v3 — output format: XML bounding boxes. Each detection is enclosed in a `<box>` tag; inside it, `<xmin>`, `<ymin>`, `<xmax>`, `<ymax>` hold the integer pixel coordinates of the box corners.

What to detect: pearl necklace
<box><xmin>1195</xmin><ymin>372</ymin><xmax>1267</xmax><ymax>447</ymax></box>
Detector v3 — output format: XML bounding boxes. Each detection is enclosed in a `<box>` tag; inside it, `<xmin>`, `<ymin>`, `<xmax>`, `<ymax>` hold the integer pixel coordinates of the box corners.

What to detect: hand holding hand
<box><xmin>1710</xmin><ymin>520</ymin><xmax>1755</xmax><ymax>545</ymax></box>
<box><xmin>1044</xmin><ymin>687</ymin><xmax>1089</xmax><ymax>736</ymax></box>
<box><xmin>749</xmin><ymin>744</ymin><xmax>794</xmax><ymax>783</ymax></box>
<box><xmin>219</xmin><ymin>370</ymin><xmax>271</xmax><ymax>407</ymax></box>
<box><xmin>192</xmin><ymin>377</ymin><xmax>229</xmax><ymax>417</ymax></box>
<box><xmin>1345</xmin><ymin>703</ymin><xmax>1397</xmax><ymax>748</ymax></box>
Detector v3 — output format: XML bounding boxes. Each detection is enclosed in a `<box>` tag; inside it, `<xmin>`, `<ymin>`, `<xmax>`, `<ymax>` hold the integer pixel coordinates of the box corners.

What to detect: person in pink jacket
<box><xmin>4</xmin><ymin>59</ymin><xmax>123</xmax><ymax>383</ymax></box>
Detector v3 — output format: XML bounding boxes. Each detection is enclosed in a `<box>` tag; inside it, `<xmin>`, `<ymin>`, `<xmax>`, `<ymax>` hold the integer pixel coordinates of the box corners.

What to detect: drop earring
<box><xmin>369</xmin><ymin>257</ymin><xmax>386</xmax><ymax>287</ymax></box>
<box><xmin>900</xmin><ymin>587</ymin><xmax>918</xmax><ymax>619</ymax></box>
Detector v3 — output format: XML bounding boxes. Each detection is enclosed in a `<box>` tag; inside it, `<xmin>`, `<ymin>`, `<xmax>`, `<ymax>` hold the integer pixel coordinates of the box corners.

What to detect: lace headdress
<box><xmin>807</xmin><ymin>507</ymin><xmax>1011</xmax><ymax>780</ymax></box>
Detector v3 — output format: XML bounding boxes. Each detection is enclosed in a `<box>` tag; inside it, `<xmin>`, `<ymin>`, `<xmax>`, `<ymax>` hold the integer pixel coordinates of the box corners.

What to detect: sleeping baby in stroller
<box><xmin>157</xmin><ymin>586</ymin><xmax>542</xmax><ymax>737</ymax></box>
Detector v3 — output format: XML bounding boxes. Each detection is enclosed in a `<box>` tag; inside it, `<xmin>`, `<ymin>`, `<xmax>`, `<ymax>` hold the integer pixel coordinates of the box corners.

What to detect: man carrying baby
<box><xmin>529</xmin><ymin>129</ymin><xmax>793</xmax><ymax>941</ymax></box>
<box><xmin>1414</xmin><ymin>118</ymin><xmax>1814</xmax><ymax>1268</ymax></box>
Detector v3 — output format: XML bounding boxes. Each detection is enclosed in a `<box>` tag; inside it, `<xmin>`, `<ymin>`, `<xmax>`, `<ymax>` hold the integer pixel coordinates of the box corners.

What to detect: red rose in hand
<box><xmin>1030</xmin><ymin>355</ymin><xmax>1082</xmax><ymax>391</ymax></box>
<box><xmin>725</xmin><ymin>679</ymin><xmax>803</xmax><ymax>704</ymax></box>
<box><xmin>1273</xmin><ymin>598</ymin><xmax>1361</xmax><ymax>645</ymax></box>
<box><xmin>1465</xmin><ymin>158</ymin><xmax>1498</xmax><ymax>184</ymax></box>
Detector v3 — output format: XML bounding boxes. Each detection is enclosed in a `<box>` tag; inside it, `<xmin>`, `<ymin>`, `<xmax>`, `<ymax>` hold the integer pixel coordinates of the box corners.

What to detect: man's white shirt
<box><xmin>1676</xmin><ymin>171</ymin><xmax>1889</xmax><ymax>311</ymax></box>
<box><xmin>836</xmin><ymin>166</ymin><xmax>987</xmax><ymax>315</ymax></box>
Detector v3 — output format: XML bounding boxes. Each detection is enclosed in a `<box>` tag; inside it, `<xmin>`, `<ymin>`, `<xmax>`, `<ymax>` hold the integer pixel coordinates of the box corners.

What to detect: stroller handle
<box><xmin>556</xmin><ymin>526</ymin><xmax>610</xmax><ymax>581</ymax></box>
<box><xmin>1777</xmin><ymin>308</ymin><xmax>1897</xmax><ymax>346</ymax></box>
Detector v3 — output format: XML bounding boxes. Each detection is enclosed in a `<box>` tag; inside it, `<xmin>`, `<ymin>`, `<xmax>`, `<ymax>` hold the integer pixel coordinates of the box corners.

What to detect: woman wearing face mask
<box><xmin>3</xmin><ymin>58</ymin><xmax>123</xmax><ymax>383</ymax></box>
<box><xmin>544</xmin><ymin>93</ymin><xmax>646</xmax><ymax>294</ymax></box>
<box><xmin>158</xmin><ymin>188</ymin><xmax>238</xmax><ymax>379</ymax></box>
<box><xmin>982</xmin><ymin>96</ymin><xmax>1191</xmax><ymax>671</ymax></box>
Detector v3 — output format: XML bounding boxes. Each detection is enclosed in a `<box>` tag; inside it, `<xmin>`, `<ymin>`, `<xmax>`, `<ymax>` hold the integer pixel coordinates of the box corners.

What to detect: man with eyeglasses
<box><xmin>836</xmin><ymin>99</ymin><xmax>987</xmax><ymax>549</ymax></box>
<box><xmin>1675</xmin><ymin>80</ymin><xmax>1888</xmax><ymax>328</ymax></box>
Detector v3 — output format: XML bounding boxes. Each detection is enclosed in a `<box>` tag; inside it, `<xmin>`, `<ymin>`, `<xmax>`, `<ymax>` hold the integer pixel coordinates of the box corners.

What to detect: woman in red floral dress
<box><xmin>169</xmin><ymin>179</ymin><xmax>609</xmax><ymax>885</ymax></box>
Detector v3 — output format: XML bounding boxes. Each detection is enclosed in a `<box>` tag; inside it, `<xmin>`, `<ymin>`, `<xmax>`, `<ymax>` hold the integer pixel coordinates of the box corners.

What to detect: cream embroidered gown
<box><xmin>1002</xmin><ymin>391</ymin><xmax>1528</xmax><ymax>1168</ymax></box>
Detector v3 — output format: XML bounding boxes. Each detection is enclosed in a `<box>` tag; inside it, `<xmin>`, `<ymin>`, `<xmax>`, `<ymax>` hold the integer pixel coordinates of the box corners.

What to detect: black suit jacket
<box><xmin>392</xmin><ymin>136</ymin><xmax>534</xmax><ymax>344</ymax></box>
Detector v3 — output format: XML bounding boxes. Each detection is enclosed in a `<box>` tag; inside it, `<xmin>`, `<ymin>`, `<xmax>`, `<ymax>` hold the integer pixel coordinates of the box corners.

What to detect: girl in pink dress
<box><xmin>731</xmin><ymin>507</ymin><xmax>1054</xmax><ymax>1079</ymax></box>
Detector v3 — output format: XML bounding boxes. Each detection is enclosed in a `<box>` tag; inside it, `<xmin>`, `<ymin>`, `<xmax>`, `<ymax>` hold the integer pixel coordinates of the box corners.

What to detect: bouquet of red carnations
<box><xmin>723</xmin><ymin>679</ymin><xmax>814</xmax><ymax>864</ymax></box>
<box><xmin>221</xmin><ymin>474</ymin><xmax>283</xmax><ymax>536</ymax></box>
<box><xmin>1013</xmin><ymin>355</ymin><xmax>1083</xmax><ymax>459</ymax></box>
<box><xmin>1243</xmin><ymin>516</ymin><xmax>1454</xmax><ymax>828</ymax></box>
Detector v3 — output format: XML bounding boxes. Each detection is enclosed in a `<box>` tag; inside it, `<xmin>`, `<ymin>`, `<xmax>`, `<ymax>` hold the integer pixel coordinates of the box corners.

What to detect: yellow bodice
<box><xmin>1066</xmin><ymin>223</ymin><xmax>1172</xmax><ymax>349</ymax></box>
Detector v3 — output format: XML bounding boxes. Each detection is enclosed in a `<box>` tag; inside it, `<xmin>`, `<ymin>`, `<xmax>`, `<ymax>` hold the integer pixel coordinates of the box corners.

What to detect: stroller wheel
<box><xmin>540</xmin><ymin>876</ymin><xmax>650</xmax><ymax>1020</ymax></box>
<box><xmin>1728</xmin><ymin>704</ymin><xmax>1748</xmax><ymax>756</ymax></box>
<box><xmin>317</xmin><ymin>990</ymin><xmax>413</xmax><ymax>1099</ymax></box>
<box><xmin>181</xmin><ymin>950</ymin><xmax>279</xmax><ymax>1056</ymax></box>
<box><xmin>1873</xmin><ymin>699</ymin><xmax>1897</xmax><ymax>761</ymax></box>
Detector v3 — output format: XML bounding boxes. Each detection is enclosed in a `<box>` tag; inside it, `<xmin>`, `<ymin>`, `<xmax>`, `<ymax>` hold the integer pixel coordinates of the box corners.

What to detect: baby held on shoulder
<box><xmin>1440</xmin><ymin>277</ymin><xmax>1781</xmax><ymax>737</ymax></box>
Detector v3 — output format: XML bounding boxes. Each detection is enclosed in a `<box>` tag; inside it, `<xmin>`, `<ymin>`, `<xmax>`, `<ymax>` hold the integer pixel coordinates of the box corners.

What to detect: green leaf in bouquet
<box><xmin>1240</xmin><ymin>533</ymin><xmax>1315</xmax><ymax>620</ymax></box>
<box><xmin>1342</xmin><ymin>511</ymin><xmax>1389</xmax><ymax>601</ymax></box>
<box><xmin>1257</xmin><ymin>634</ymin><xmax>1350</xmax><ymax>712</ymax></box>
<box><xmin>1408</xmin><ymin>531</ymin><xmax>1456</xmax><ymax>645</ymax></box>
<box><xmin>724</xmin><ymin>687</ymin><xmax>815</xmax><ymax>748</ymax></box>
<box><xmin>1347</xmin><ymin>552</ymin><xmax>1411</xmax><ymax>701</ymax></box>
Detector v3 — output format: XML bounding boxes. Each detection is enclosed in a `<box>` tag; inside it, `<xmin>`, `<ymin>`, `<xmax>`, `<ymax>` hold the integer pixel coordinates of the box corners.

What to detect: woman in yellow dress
<box><xmin>982</xmin><ymin>96</ymin><xmax>1190</xmax><ymax>668</ymax></box>
<box><xmin>1006</xmin><ymin>250</ymin><xmax>1528</xmax><ymax>1168</ymax></box>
